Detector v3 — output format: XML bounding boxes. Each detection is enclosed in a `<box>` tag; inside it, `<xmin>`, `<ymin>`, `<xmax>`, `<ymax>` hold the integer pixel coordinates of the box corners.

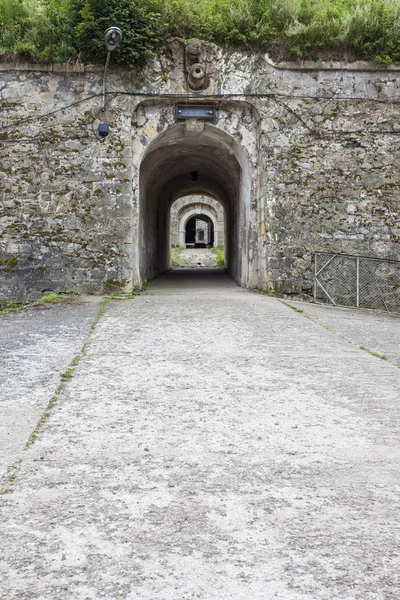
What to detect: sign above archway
<box><xmin>176</xmin><ymin>105</ymin><xmax>216</xmax><ymax>120</ymax></box>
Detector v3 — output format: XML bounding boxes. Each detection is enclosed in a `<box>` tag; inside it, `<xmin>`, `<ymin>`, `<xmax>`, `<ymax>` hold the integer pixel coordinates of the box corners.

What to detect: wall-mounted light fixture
<box><xmin>98</xmin><ymin>123</ymin><xmax>110</xmax><ymax>138</ymax></box>
<box><xmin>105</xmin><ymin>27</ymin><xmax>123</xmax><ymax>51</ymax></box>
<box><xmin>102</xmin><ymin>27</ymin><xmax>123</xmax><ymax>112</ymax></box>
<box><xmin>177</xmin><ymin>105</ymin><xmax>216</xmax><ymax>121</ymax></box>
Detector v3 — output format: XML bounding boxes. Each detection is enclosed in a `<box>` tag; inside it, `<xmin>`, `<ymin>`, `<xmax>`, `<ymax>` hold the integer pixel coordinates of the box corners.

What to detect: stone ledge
<box><xmin>1</xmin><ymin>53</ymin><xmax>400</xmax><ymax>75</ymax></box>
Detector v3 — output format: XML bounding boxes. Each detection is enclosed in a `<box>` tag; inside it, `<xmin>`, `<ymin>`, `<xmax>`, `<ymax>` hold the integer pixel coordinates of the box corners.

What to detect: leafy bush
<box><xmin>74</xmin><ymin>0</ymin><xmax>165</xmax><ymax>66</ymax></box>
<box><xmin>0</xmin><ymin>0</ymin><xmax>164</xmax><ymax>64</ymax></box>
<box><xmin>0</xmin><ymin>0</ymin><xmax>399</xmax><ymax>64</ymax></box>
<box><xmin>161</xmin><ymin>0</ymin><xmax>400</xmax><ymax>62</ymax></box>
<box><xmin>345</xmin><ymin>0</ymin><xmax>400</xmax><ymax>63</ymax></box>
<box><xmin>162</xmin><ymin>0</ymin><xmax>298</xmax><ymax>46</ymax></box>
<box><xmin>0</xmin><ymin>0</ymin><xmax>76</xmax><ymax>62</ymax></box>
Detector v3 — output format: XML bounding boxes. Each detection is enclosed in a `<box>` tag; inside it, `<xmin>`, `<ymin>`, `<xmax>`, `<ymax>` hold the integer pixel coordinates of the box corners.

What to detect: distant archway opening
<box><xmin>170</xmin><ymin>194</ymin><xmax>224</xmax><ymax>252</ymax></box>
<box><xmin>185</xmin><ymin>214</ymin><xmax>214</xmax><ymax>247</ymax></box>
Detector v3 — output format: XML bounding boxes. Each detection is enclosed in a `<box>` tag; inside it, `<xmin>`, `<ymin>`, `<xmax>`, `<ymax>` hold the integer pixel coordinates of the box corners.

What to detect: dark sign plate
<box><xmin>176</xmin><ymin>105</ymin><xmax>216</xmax><ymax>120</ymax></box>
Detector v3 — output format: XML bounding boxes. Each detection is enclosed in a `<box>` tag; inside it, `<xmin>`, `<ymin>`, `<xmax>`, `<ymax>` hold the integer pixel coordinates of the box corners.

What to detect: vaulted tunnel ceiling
<box><xmin>140</xmin><ymin>125</ymin><xmax>241</xmax><ymax>209</ymax></box>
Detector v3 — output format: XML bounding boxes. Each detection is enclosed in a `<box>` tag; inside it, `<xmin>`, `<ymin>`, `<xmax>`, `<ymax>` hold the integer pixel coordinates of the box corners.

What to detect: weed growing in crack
<box><xmin>360</xmin><ymin>346</ymin><xmax>387</xmax><ymax>360</ymax></box>
<box><xmin>279</xmin><ymin>298</ymin><xmax>394</xmax><ymax>365</ymax></box>
<box><xmin>109</xmin><ymin>292</ymin><xmax>135</xmax><ymax>300</ymax></box>
<box><xmin>89</xmin><ymin>297</ymin><xmax>110</xmax><ymax>335</ymax></box>
<box><xmin>0</xmin><ymin>292</ymin><xmax>78</xmax><ymax>317</ymax></box>
<box><xmin>279</xmin><ymin>300</ymin><xmax>308</xmax><ymax>315</ymax></box>
<box><xmin>25</xmin><ymin>394</ymin><xmax>59</xmax><ymax>449</ymax></box>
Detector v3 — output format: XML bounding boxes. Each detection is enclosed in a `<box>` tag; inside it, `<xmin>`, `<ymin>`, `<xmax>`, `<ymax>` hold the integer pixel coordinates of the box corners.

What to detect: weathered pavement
<box><xmin>288</xmin><ymin>299</ymin><xmax>400</xmax><ymax>367</ymax></box>
<box><xmin>1</xmin><ymin>270</ymin><xmax>400</xmax><ymax>599</ymax></box>
<box><xmin>0</xmin><ymin>297</ymin><xmax>102</xmax><ymax>480</ymax></box>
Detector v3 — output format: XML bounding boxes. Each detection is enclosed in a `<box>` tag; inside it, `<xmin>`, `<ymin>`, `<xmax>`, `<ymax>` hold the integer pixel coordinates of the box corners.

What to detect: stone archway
<box><xmin>170</xmin><ymin>195</ymin><xmax>225</xmax><ymax>251</ymax></box>
<box><xmin>137</xmin><ymin>121</ymin><xmax>252</xmax><ymax>287</ymax></box>
<box><xmin>182</xmin><ymin>211</ymin><xmax>217</xmax><ymax>247</ymax></box>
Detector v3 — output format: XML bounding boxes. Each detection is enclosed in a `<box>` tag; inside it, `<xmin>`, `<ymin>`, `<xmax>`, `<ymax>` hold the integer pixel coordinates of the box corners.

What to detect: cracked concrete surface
<box><xmin>287</xmin><ymin>300</ymin><xmax>400</xmax><ymax>367</ymax></box>
<box><xmin>0</xmin><ymin>297</ymin><xmax>102</xmax><ymax>480</ymax></box>
<box><xmin>1</xmin><ymin>271</ymin><xmax>400</xmax><ymax>599</ymax></box>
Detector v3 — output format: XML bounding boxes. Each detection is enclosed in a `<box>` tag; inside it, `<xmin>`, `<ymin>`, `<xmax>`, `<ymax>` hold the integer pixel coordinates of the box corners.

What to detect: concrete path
<box><xmin>1</xmin><ymin>270</ymin><xmax>400</xmax><ymax>599</ymax></box>
<box><xmin>288</xmin><ymin>299</ymin><xmax>400</xmax><ymax>367</ymax></box>
<box><xmin>0</xmin><ymin>297</ymin><xmax>102</xmax><ymax>480</ymax></box>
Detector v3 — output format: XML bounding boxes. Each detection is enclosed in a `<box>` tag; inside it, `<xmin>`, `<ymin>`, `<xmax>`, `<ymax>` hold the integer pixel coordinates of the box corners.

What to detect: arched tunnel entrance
<box><xmin>185</xmin><ymin>214</ymin><xmax>214</xmax><ymax>247</ymax></box>
<box><xmin>137</xmin><ymin>122</ymin><xmax>252</xmax><ymax>287</ymax></box>
<box><xmin>170</xmin><ymin>194</ymin><xmax>224</xmax><ymax>252</ymax></box>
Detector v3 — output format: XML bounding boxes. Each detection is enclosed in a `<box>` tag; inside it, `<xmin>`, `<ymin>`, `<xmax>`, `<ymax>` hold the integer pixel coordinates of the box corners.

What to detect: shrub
<box><xmin>345</xmin><ymin>0</ymin><xmax>400</xmax><ymax>63</ymax></box>
<box><xmin>0</xmin><ymin>0</ymin><xmax>399</xmax><ymax>65</ymax></box>
<box><xmin>0</xmin><ymin>0</ymin><xmax>165</xmax><ymax>64</ymax></box>
<box><xmin>0</xmin><ymin>0</ymin><xmax>76</xmax><ymax>62</ymax></box>
<box><xmin>74</xmin><ymin>0</ymin><xmax>165</xmax><ymax>66</ymax></box>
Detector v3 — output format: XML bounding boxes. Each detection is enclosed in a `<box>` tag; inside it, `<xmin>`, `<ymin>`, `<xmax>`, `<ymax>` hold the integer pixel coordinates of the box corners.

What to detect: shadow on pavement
<box><xmin>148</xmin><ymin>268</ymin><xmax>240</xmax><ymax>293</ymax></box>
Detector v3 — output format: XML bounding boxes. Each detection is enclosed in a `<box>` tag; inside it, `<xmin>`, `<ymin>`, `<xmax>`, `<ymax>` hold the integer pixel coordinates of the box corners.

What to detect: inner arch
<box><xmin>185</xmin><ymin>214</ymin><xmax>214</xmax><ymax>247</ymax></box>
<box><xmin>138</xmin><ymin>122</ymin><xmax>251</xmax><ymax>286</ymax></box>
<box><xmin>170</xmin><ymin>195</ymin><xmax>224</xmax><ymax>253</ymax></box>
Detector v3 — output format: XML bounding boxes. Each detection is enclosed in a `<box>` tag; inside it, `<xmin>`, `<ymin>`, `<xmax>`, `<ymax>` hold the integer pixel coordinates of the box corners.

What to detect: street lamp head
<box><xmin>101</xmin><ymin>27</ymin><xmax>122</xmax><ymax>112</ymax></box>
<box><xmin>104</xmin><ymin>27</ymin><xmax>122</xmax><ymax>52</ymax></box>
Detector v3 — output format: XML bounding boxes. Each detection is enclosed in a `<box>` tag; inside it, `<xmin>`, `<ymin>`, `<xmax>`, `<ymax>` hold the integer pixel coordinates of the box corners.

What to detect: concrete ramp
<box><xmin>1</xmin><ymin>278</ymin><xmax>400</xmax><ymax>599</ymax></box>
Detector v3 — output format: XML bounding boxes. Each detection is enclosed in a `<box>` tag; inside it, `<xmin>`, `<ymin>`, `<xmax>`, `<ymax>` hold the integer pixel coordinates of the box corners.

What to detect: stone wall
<box><xmin>0</xmin><ymin>39</ymin><xmax>399</xmax><ymax>303</ymax></box>
<box><xmin>258</xmin><ymin>89</ymin><xmax>400</xmax><ymax>294</ymax></box>
<box><xmin>0</xmin><ymin>67</ymin><xmax>135</xmax><ymax>301</ymax></box>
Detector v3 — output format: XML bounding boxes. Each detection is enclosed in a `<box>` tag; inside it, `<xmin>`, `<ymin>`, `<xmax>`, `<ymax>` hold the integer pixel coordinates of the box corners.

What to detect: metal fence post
<box><xmin>314</xmin><ymin>253</ymin><xmax>317</xmax><ymax>303</ymax></box>
<box><xmin>356</xmin><ymin>255</ymin><xmax>360</xmax><ymax>309</ymax></box>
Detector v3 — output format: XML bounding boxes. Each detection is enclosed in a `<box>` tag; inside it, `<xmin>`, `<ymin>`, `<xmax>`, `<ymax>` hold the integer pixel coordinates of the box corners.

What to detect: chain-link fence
<box><xmin>314</xmin><ymin>252</ymin><xmax>400</xmax><ymax>313</ymax></box>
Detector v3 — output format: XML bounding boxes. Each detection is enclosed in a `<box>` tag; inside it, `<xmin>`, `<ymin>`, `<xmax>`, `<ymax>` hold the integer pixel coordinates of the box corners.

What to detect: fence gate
<box><xmin>314</xmin><ymin>252</ymin><xmax>400</xmax><ymax>314</ymax></box>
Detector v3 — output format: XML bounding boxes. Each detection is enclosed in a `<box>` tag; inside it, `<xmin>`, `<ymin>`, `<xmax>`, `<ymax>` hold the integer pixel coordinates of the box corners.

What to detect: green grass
<box><xmin>279</xmin><ymin>299</ymin><xmax>306</xmax><ymax>314</ymax></box>
<box><xmin>0</xmin><ymin>300</ymin><xmax>20</xmax><ymax>316</ymax></box>
<box><xmin>211</xmin><ymin>247</ymin><xmax>225</xmax><ymax>266</ymax></box>
<box><xmin>171</xmin><ymin>247</ymin><xmax>185</xmax><ymax>267</ymax></box>
<box><xmin>32</xmin><ymin>293</ymin><xmax>66</xmax><ymax>306</ymax></box>
<box><xmin>0</xmin><ymin>0</ymin><xmax>399</xmax><ymax>65</ymax></box>
<box><xmin>171</xmin><ymin>246</ymin><xmax>225</xmax><ymax>267</ymax></box>
<box><xmin>360</xmin><ymin>346</ymin><xmax>387</xmax><ymax>360</ymax></box>
<box><xmin>108</xmin><ymin>292</ymin><xmax>135</xmax><ymax>300</ymax></box>
<box><xmin>0</xmin><ymin>292</ymin><xmax>76</xmax><ymax>317</ymax></box>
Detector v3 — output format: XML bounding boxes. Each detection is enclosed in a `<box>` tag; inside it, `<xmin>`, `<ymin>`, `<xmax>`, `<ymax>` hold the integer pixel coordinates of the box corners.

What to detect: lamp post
<box><xmin>102</xmin><ymin>27</ymin><xmax>123</xmax><ymax>111</ymax></box>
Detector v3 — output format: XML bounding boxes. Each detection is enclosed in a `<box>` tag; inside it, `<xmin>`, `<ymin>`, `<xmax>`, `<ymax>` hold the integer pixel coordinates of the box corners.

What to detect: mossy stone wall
<box><xmin>0</xmin><ymin>40</ymin><xmax>399</xmax><ymax>303</ymax></box>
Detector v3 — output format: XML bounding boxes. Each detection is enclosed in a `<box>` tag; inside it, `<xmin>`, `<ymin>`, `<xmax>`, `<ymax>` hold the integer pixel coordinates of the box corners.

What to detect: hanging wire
<box><xmin>0</xmin><ymin>90</ymin><xmax>399</xmax><ymax>144</ymax></box>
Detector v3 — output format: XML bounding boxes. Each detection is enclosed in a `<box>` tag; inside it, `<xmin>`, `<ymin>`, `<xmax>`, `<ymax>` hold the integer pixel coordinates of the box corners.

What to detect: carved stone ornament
<box><xmin>185</xmin><ymin>38</ymin><xmax>209</xmax><ymax>90</ymax></box>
